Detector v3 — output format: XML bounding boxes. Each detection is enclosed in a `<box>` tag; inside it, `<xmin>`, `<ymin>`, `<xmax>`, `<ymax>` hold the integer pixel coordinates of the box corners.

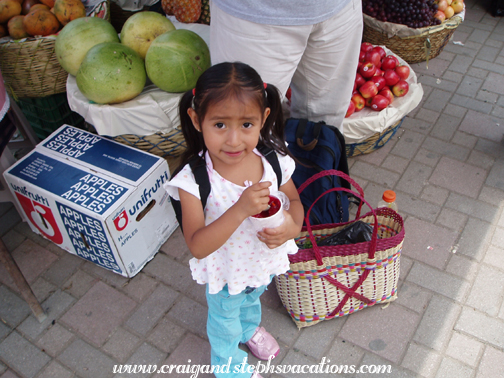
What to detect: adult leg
<box><xmin>290</xmin><ymin>0</ymin><xmax>363</xmax><ymax>129</ymax></box>
<box><xmin>209</xmin><ymin>1</ymin><xmax>310</xmax><ymax>97</ymax></box>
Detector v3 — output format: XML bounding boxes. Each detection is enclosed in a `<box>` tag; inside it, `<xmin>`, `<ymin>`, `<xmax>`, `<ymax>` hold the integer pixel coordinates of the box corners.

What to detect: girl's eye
<box><xmin>214</xmin><ymin>122</ymin><xmax>226</xmax><ymax>129</ymax></box>
<box><xmin>243</xmin><ymin>122</ymin><xmax>253</xmax><ymax>129</ymax></box>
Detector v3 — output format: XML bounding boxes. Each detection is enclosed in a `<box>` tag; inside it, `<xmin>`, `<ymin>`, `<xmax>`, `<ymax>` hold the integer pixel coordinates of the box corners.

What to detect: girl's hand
<box><xmin>235</xmin><ymin>181</ymin><xmax>272</xmax><ymax>218</ymax></box>
<box><xmin>257</xmin><ymin>210</ymin><xmax>299</xmax><ymax>249</ymax></box>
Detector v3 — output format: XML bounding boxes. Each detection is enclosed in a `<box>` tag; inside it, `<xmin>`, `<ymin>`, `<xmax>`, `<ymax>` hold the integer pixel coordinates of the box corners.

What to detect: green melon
<box><xmin>55</xmin><ymin>17</ymin><xmax>120</xmax><ymax>76</ymax></box>
<box><xmin>76</xmin><ymin>42</ymin><xmax>146</xmax><ymax>104</ymax></box>
<box><xmin>145</xmin><ymin>29</ymin><xmax>211</xmax><ymax>93</ymax></box>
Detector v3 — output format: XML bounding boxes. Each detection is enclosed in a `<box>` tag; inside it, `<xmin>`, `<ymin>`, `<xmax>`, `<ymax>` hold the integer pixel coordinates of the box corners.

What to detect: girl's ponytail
<box><xmin>179</xmin><ymin>89</ymin><xmax>205</xmax><ymax>166</ymax></box>
<box><xmin>261</xmin><ymin>84</ymin><xmax>290</xmax><ymax>157</ymax></box>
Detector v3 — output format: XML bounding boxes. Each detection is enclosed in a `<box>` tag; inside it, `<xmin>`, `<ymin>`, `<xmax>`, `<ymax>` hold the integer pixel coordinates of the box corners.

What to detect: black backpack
<box><xmin>285</xmin><ymin>118</ymin><xmax>350</xmax><ymax>226</ymax></box>
<box><xmin>170</xmin><ymin>144</ymin><xmax>282</xmax><ymax>232</ymax></box>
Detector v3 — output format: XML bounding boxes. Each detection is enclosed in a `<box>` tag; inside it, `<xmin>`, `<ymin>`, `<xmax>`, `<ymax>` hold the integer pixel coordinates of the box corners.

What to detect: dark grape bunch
<box><xmin>362</xmin><ymin>0</ymin><xmax>441</xmax><ymax>28</ymax></box>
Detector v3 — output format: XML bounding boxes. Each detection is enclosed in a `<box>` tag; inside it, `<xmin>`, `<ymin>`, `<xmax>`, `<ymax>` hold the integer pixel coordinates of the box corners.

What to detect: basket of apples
<box><xmin>362</xmin><ymin>0</ymin><xmax>465</xmax><ymax>65</ymax></box>
<box><xmin>342</xmin><ymin>43</ymin><xmax>423</xmax><ymax>157</ymax></box>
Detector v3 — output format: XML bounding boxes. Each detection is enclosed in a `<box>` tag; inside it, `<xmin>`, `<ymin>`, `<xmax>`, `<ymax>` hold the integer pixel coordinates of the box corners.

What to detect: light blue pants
<box><xmin>206</xmin><ymin>282</ymin><xmax>270</xmax><ymax>378</ymax></box>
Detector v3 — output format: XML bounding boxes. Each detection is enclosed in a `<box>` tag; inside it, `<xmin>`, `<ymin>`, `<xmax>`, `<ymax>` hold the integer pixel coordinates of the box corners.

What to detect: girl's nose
<box><xmin>226</xmin><ymin>129</ymin><xmax>240</xmax><ymax>146</ymax></box>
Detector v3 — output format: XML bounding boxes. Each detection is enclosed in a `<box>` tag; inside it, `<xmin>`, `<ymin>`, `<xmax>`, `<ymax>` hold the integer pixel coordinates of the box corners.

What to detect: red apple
<box><xmin>359</xmin><ymin>50</ymin><xmax>366</xmax><ymax>63</ymax></box>
<box><xmin>434</xmin><ymin>10</ymin><xmax>446</xmax><ymax>23</ymax></box>
<box><xmin>365</xmin><ymin>50</ymin><xmax>382</xmax><ymax>68</ymax></box>
<box><xmin>374</xmin><ymin>68</ymin><xmax>384</xmax><ymax>77</ymax></box>
<box><xmin>345</xmin><ymin>101</ymin><xmax>356</xmax><ymax>118</ymax></box>
<box><xmin>370</xmin><ymin>95</ymin><xmax>390</xmax><ymax>111</ymax></box>
<box><xmin>392</xmin><ymin>80</ymin><xmax>409</xmax><ymax>97</ymax></box>
<box><xmin>361</xmin><ymin>42</ymin><xmax>373</xmax><ymax>52</ymax></box>
<box><xmin>383</xmin><ymin>69</ymin><xmax>400</xmax><ymax>86</ymax></box>
<box><xmin>395</xmin><ymin>65</ymin><xmax>410</xmax><ymax>80</ymax></box>
<box><xmin>372</xmin><ymin>46</ymin><xmax>386</xmax><ymax>60</ymax></box>
<box><xmin>355</xmin><ymin>72</ymin><xmax>366</xmax><ymax>88</ymax></box>
<box><xmin>359</xmin><ymin>62</ymin><xmax>377</xmax><ymax>78</ymax></box>
<box><xmin>359</xmin><ymin>80</ymin><xmax>378</xmax><ymax>99</ymax></box>
<box><xmin>381</xmin><ymin>55</ymin><xmax>397</xmax><ymax>71</ymax></box>
<box><xmin>371</xmin><ymin>75</ymin><xmax>387</xmax><ymax>91</ymax></box>
<box><xmin>378</xmin><ymin>87</ymin><xmax>394</xmax><ymax>105</ymax></box>
<box><xmin>357</xmin><ymin>61</ymin><xmax>363</xmax><ymax>72</ymax></box>
<box><xmin>437</xmin><ymin>0</ymin><xmax>448</xmax><ymax>11</ymax></box>
<box><xmin>351</xmin><ymin>93</ymin><xmax>366</xmax><ymax>111</ymax></box>
<box><xmin>364</xmin><ymin>96</ymin><xmax>374</xmax><ymax>107</ymax></box>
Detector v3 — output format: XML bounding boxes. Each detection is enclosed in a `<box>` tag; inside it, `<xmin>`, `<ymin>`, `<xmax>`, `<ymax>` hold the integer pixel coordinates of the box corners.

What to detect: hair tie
<box><xmin>192</xmin><ymin>88</ymin><xmax>196</xmax><ymax>96</ymax></box>
<box><xmin>263</xmin><ymin>83</ymin><xmax>267</xmax><ymax>89</ymax></box>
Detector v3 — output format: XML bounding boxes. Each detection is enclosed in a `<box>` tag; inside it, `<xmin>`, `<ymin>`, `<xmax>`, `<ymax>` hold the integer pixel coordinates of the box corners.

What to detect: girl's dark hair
<box><xmin>178</xmin><ymin>61</ymin><xmax>292</xmax><ymax>166</ymax></box>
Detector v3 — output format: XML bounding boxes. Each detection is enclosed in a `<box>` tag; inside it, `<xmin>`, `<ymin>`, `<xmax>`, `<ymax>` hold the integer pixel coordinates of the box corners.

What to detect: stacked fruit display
<box><xmin>362</xmin><ymin>0</ymin><xmax>464</xmax><ymax>27</ymax></box>
<box><xmin>346</xmin><ymin>43</ymin><xmax>411</xmax><ymax>118</ymax></box>
<box><xmin>55</xmin><ymin>11</ymin><xmax>210</xmax><ymax>105</ymax></box>
<box><xmin>0</xmin><ymin>0</ymin><xmax>88</xmax><ymax>39</ymax></box>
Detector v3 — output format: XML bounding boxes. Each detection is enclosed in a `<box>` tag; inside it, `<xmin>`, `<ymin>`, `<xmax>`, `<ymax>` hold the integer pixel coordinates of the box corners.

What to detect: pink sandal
<box><xmin>245</xmin><ymin>326</ymin><xmax>280</xmax><ymax>361</ymax></box>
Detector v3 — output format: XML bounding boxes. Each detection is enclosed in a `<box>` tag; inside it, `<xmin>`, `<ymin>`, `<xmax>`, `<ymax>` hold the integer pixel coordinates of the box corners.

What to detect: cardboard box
<box><xmin>3</xmin><ymin>125</ymin><xmax>178</xmax><ymax>277</ymax></box>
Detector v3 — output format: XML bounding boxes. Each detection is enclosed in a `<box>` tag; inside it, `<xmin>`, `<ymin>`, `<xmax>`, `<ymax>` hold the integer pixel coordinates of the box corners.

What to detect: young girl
<box><xmin>164</xmin><ymin>62</ymin><xmax>303</xmax><ymax>378</ymax></box>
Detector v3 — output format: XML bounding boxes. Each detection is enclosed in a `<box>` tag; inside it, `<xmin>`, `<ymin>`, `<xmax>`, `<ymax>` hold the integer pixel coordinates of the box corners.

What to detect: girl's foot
<box><xmin>251</xmin><ymin>371</ymin><xmax>263</xmax><ymax>378</ymax></box>
<box><xmin>245</xmin><ymin>326</ymin><xmax>280</xmax><ymax>360</ymax></box>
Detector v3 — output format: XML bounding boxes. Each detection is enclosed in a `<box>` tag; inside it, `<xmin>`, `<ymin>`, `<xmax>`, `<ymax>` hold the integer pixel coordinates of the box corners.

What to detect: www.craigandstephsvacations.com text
<box><xmin>112</xmin><ymin>357</ymin><xmax>393</xmax><ymax>376</ymax></box>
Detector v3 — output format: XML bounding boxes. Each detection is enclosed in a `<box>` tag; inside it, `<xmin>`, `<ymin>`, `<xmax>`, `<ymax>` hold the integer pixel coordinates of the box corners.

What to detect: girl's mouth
<box><xmin>224</xmin><ymin>151</ymin><xmax>243</xmax><ymax>157</ymax></box>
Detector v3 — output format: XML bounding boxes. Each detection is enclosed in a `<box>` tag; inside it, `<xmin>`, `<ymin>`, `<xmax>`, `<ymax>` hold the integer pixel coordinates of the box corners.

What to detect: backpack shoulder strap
<box><xmin>256</xmin><ymin>144</ymin><xmax>282</xmax><ymax>190</ymax></box>
<box><xmin>188</xmin><ymin>156</ymin><xmax>211</xmax><ymax>210</ymax></box>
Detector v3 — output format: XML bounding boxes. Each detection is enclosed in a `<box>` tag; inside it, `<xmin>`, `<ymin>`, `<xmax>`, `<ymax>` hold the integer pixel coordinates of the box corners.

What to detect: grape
<box><xmin>362</xmin><ymin>0</ymin><xmax>439</xmax><ymax>28</ymax></box>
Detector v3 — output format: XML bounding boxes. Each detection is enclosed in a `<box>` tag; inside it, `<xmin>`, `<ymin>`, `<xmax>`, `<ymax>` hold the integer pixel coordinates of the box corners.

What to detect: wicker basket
<box><xmin>362</xmin><ymin>13</ymin><xmax>463</xmax><ymax>64</ymax></box>
<box><xmin>346</xmin><ymin>118</ymin><xmax>404</xmax><ymax>158</ymax></box>
<box><xmin>111</xmin><ymin>127</ymin><xmax>187</xmax><ymax>159</ymax></box>
<box><xmin>0</xmin><ymin>0</ymin><xmax>110</xmax><ymax>99</ymax></box>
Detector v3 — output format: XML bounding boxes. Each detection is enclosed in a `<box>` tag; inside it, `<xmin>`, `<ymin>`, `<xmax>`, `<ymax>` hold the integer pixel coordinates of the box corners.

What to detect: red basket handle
<box><xmin>300</xmin><ymin>170</ymin><xmax>378</xmax><ymax>266</ymax></box>
<box><xmin>297</xmin><ymin>169</ymin><xmax>366</xmax><ymax>218</ymax></box>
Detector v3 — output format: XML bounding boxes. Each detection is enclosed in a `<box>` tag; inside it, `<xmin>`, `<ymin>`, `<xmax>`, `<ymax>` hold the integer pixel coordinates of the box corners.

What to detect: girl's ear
<box><xmin>187</xmin><ymin>108</ymin><xmax>201</xmax><ymax>132</ymax></box>
<box><xmin>261</xmin><ymin>107</ymin><xmax>271</xmax><ymax>129</ymax></box>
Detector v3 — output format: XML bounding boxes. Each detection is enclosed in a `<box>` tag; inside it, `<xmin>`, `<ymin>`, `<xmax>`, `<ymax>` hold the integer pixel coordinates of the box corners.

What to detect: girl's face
<box><xmin>188</xmin><ymin>95</ymin><xmax>270</xmax><ymax>168</ymax></box>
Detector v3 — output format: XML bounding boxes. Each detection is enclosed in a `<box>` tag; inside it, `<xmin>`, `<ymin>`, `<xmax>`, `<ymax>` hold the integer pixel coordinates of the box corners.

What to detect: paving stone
<box><xmin>395</xmin><ymin>282</ymin><xmax>432</xmax><ymax>314</ymax></box>
<box><xmin>486</xmin><ymin>159</ymin><xmax>504</xmax><ymax>191</ymax></box>
<box><xmin>344</xmin><ymin>161</ymin><xmax>400</xmax><ymax>189</ymax></box>
<box><xmin>167</xmin><ymin>296</ymin><xmax>207</xmax><ymax>338</ymax></box>
<box><xmin>413</xmin><ymin>148</ymin><xmax>441</xmax><ymax>168</ymax></box>
<box><xmin>0</xmin><ymin>322</ymin><xmax>10</xmax><ymax>342</ymax></box>
<box><xmin>125</xmin><ymin>284</ymin><xmax>178</xmax><ymax>336</ymax></box>
<box><xmin>465</xmin><ymin>264</ymin><xmax>504</xmax><ymax>316</ymax></box>
<box><xmin>445</xmin><ymin>332</ymin><xmax>483</xmax><ymax>367</ymax></box>
<box><xmin>152</xmin><ymin>333</ymin><xmax>212</xmax><ymax>378</ymax></box>
<box><xmin>475</xmin><ymin>346</ymin><xmax>504</xmax><ymax>378</ymax></box>
<box><xmin>0</xmin><ymin>230</ymin><xmax>26</xmax><ymax>255</ymax></box>
<box><xmin>30</xmin><ymin>277</ymin><xmax>57</xmax><ymax>303</ymax></box>
<box><xmin>483</xmin><ymin>244</ymin><xmax>504</xmax><ymax>271</ymax></box>
<box><xmin>421</xmin><ymin>137</ymin><xmax>470</xmax><ymax>162</ymax></box>
<box><xmin>58</xmin><ymin>338</ymin><xmax>116</xmax><ymax>378</ymax></box>
<box><xmin>423</xmin><ymin>89</ymin><xmax>452</xmax><ymax>112</ymax></box>
<box><xmin>120</xmin><ymin>272</ymin><xmax>158</xmax><ymax>302</ymax></box>
<box><xmin>406</xmin><ymin>263</ymin><xmax>470</xmax><ymax>303</ymax></box>
<box><xmin>456</xmin><ymin>75</ymin><xmax>484</xmax><ymax>98</ymax></box>
<box><xmin>0</xmin><ymin>364</ymin><xmax>5</xmax><ymax>376</ymax></box>
<box><xmin>390</xmin><ymin>130</ymin><xmax>425</xmax><ymax>160</ymax></box>
<box><xmin>61</xmin><ymin>269</ymin><xmax>97</xmax><ymax>298</ymax></box>
<box><xmin>429</xmin><ymin>157</ymin><xmax>486</xmax><ymax>198</ymax></box>
<box><xmin>413</xmin><ymin>108</ymin><xmax>439</xmax><ymax>124</ymax></box>
<box><xmin>260</xmin><ymin>279</ymin><xmax>284</xmax><ymax>311</ymax></box>
<box><xmin>434</xmin><ymin>356</ymin><xmax>473</xmax><ymax>378</ymax></box>
<box><xmin>293</xmin><ymin>316</ymin><xmax>342</xmax><ymax>361</ymax></box>
<box><xmin>17</xmin><ymin>290</ymin><xmax>75</xmax><ymax>340</ymax></box>
<box><xmin>431</xmin><ymin>113</ymin><xmax>463</xmax><ymax>141</ymax></box>
<box><xmin>457</xmin><ymin>217</ymin><xmax>493</xmax><ymax>261</ymax></box>
<box><xmin>36</xmin><ymin>323</ymin><xmax>74</xmax><ymax>357</ymax></box>
<box><xmin>467</xmin><ymin>150</ymin><xmax>496</xmax><ymax>170</ymax></box>
<box><xmin>381</xmin><ymin>155</ymin><xmax>410</xmax><ymax>174</ymax></box>
<box><xmin>450</xmin><ymin>94</ymin><xmax>494</xmax><ymax>114</ymax></box>
<box><xmin>339</xmin><ymin>304</ymin><xmax>419</xmax><ymax>364</ymax></box>
<box><xmin>59</xmin><ymin>281</ymin><xmax>136</xmax><ymax>347</ymax></box>
<box><xmin>102</xmin><ymin>327</ymin><xmax>141</xmax><ymax>363</ymax></box>
<box><xmin>143</xmin><ymin>254</ymin><xmax>194</xmax><ymax>293</ymax></box>
<box><xmin>0</xmin><ymin>370</ymin><xmax>21</xmax><ymax>378</ymax></box>
<box><xmin>80</xmin><ymin>260</ymin><xmax>129</xmax><ymax>289</ymax></box>
<box><xmin>455</xmin><ymin>306</ymin><xmax>504</xmax><ymax>348</ymax></box>
<box><xmin>0</xmin><ymin>331</ymin><xmax>50</xmax><ymax>378</ymax></box>
<box><xmin>0</xmin><ymin>239</ymin><xmax>58</xmax><ymax>291</ymax></box>
<box><xmin>147</xmin><ymin>317</ymin><xmax>186</xmax><ymax>354</ymax></box>
<box><xmin>459</xmin><ymin>109</ymin><xmax>504</xmax><ymax>141</ymax></box>
<box><xmin>42</xmin><ymin>252</ymin><xmax>83</xmax><ymax>287</ymax></box>
<box><xmin>445</xmin><ymin>254</ymin><xmax>480</xmax><ymax>282</ymax></box>
<box><xmin>159</xmin><ymin>227</ymin><xmax>190</xmax><ymax>262</ymax></box>
<box><xmin>451</xmin><ymin>131</ymin><xmax>478</xmax><ymax>149</ymax></box>
<box><xmin>0</xmin><ymin>207</ymin><xmax>22</xmax><ymax>238</ymax></box>
<box><xmin>325</xmin><ymin>337</ymin><xmax>365</xmax><ymax>368</ymax></box>
<box><xmin>360</xmin><ymin>353</ymin><xmax>417</xmax><ymax>378</ymax></box>
<box><xmin>395</xmin><ymin>162</ymin><xmax>432</xmax><ymax>196</ymax></box>
<box><xmin>401</xmin><ymin>342</ymin><xmax>441</xmax><ymax>378</ymax></box>
<box><xmin>420</xmin><ymin>185</ymin><xmax>449</xmax><ymax>206</ymax></box>
<box><xmin>114</xmin><ymin>343</ymin><xmax>166</xmax><ymax>378</ymax></box>
<box><xmin>0</xmin><ymin>286</ymin><xmax>31</xmax><ymax>328</ymax></box>
<box><xmin>259</xmin><ymin>305</ymin><xmax>300</xmax><ymax>347</ymax></box>
<box><xmin>436</xmin><ymin>207</ymin><xmax>467</xmax><ymax>232</ymax></box>
<box><xmin>413</xmin><ymin>295</ymin><xmax>461</xmax><ymax>351</ymax></box>
<box><xmin>482</xmin><ymin>71</ymin><xmax>504</xmax><ymax>95</ymax></box>
<box><xmin>36</xmin><ymin>361</ymin><xmax>74</xmax><ymax>378</ymax></box>
<box><xmin>445</xmin><ymin>192</ymin><xmax>499</xmax><ymax>223</ymax></box>
<box><xmin>402</xmin><ymin>217</ymin><xmax>458</xmax><ymax>269</ymax></box>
